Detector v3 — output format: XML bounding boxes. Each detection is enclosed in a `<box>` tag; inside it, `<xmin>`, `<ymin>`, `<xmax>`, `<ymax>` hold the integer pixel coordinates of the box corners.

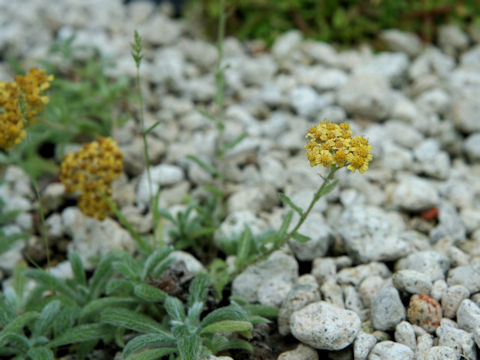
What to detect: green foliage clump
<box><xmin>187</xmin><ymin>0</ymin><xmax>480</xmax><ymax>46</ymax></box>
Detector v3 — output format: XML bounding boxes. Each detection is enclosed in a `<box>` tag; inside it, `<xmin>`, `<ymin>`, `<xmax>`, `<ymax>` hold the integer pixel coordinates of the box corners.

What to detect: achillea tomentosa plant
<box><xmin>0</xmin><ymin>68</ymin><xmax>54</xmax><ymax>152</ymax></box>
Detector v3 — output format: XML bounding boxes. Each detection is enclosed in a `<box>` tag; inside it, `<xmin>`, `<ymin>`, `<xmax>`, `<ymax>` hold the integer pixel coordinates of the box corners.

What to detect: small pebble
<box><xmin>424</xmin><ymin>346</ymin><xmax>459</xmax><ymax>360</ymax></box>
<box><xmin>441</xmin><ymin>285</ymin><xmax>470</xmax><ymax>319</ymax></box>
<box><xmin>368</xmin><ymin>341</ymin><xmax>414</xmax><ymax>360</ymax></box>
<box><xmin>407</xmin><ymin>294</ymin><xmax>442</xmax><ymax>333</ymax></box>
<box><xmin>392</xmin><ymin>269</ymin><xmax>432</xmax><ymax>294</ymax></box>
<box><xmin>353</xmin><ymin>331</ymin><xmax>376</xmax><ymax>360</ymax></box>
<box><xmin>446</xmin><ymin>266</ymin><xmax>480</xmax><ymax>293</ymax></box>
<box><xmin>371</xmin><ymin>285</ymin><xmax>406</xmax><ymax>331</ymax></box>
<box><xmin>456</xmin><ymin>299</ymin><xmax>480</xmax><ymax>333</ymax></box>
<box><xmin>436</xmin><ymin>325</ymin><xmax>477</xmax><ymax>360</ymax></box>
<box><xmin>290</xmin><ymin>301</ymin><xmax>361</xmax><ymax>350</ymax></box>
<box><xmin>277</xmin><ymin>344</ymin><xmax>318</xmax><ymax>360</ymax></box>
<box><xmin>394</xmin><ymin>321</ymin><xmax>416</xmax><ymax>351</ymax></box>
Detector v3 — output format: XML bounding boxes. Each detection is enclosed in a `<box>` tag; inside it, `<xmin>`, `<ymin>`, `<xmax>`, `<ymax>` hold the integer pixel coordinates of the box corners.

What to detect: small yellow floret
<box><xmin>60</xmin><ymin>137</ymin><xmax>123</xmax><ymax>220</ymax></box>
<box><xmin>305</xmin><ymin>120</ymin><xmax>372</xmax><ymax>173</ymax></box>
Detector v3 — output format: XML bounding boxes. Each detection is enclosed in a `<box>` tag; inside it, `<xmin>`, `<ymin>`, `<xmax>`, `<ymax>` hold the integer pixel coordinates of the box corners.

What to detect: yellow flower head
<box><xmin>0</xmin><ymin>68</ymin><xmax>53</xmax><ymax>151</ymax></box>
<box><xmin>60</xmin><ymin>137</ymin><xmax>123</xmax><ymax>220</ymax></box>
<box><xmin>305</xmin><ymin>121</ymin><xmax>372</xmax><ymax>173</ymax></box>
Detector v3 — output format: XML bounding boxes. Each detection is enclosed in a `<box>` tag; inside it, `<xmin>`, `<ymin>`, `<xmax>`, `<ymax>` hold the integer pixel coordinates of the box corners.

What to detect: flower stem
<box><xmin>229</xmin><ymin>166</ymin><xmax>339</xmax><ymax>280</ymax></box>
<box><xmin>288</xmin><ymin>165</ymin><xmax>339</xmax><ymax>238</ymax></box>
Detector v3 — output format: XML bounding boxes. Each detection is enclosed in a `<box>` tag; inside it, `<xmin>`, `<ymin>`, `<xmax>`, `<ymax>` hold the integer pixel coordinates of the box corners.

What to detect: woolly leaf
<box><xmin>141</xmin><ymin>247</ymin><xmax>173</xmax><ymax>281</ymax></box>
<box><xmin>33</xmin><ymin>300</ymin><xmax>61</xmax><ymax>338</ymax></box>
<box><xmin>123</xmin><ymin>333</ymin><xmax>176</xmax><ymax>358</ymax></box>
<box><xmin>164</xmin><ymin>296</ymin><xmax>185</xmax><ymax>323</ymax></box>
<box><xmin>48</xmin><ymin>323</ymin><xmax>111</xmax><ymax>347</ymax></box>
<box><xmin>68</xmin><ymin>251</ymin><xmax>87</xmax><ymax>287</ymax></box>
<box><xmin>127</xmin><ymin>348</ymin><xmax>176</xmax><ymax>360</ymax></box>
<box><xmin>80</xmin><ymin>297</ymin><xmax>137</xmax><ymax>319</ymax></box>
<box><xmin>134</xmin><ymin>284</ymin><xmax>167</xmax><ymax>302</ymax></box>
<box><xmin>200</xmin><ymin>320</ymin><xmax>252</xmax><ymax>335</ymax></box>
<box><xmin>291</xmin><ymin>231</ymin><xmax>310</xmax><ymax>243</ymax></box>
<box><xmin>101</xmin><ymin>308</ymin><xmax>166</xmax><ymax>334</ymax></box>
<box><xmin>26</xmin><ymin>347</ymin><xmax>54</xmax><ymax>360</ymax></box>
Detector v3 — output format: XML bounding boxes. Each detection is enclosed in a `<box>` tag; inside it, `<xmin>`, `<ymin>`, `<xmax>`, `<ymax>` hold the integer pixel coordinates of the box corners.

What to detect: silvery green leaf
<box><xmin>164</xmin><ymin>296</ymin><xmax>185</xmax><ymax>323</ymax></box>
<box><xmin>26</xmin><ymin>347</ymin><xmax>54</xmax><ymax>360</ymax></box>
<box><xmin>177</xmin><ymin>333</ymin><xmax>202</xmax><ymax>360</ymax></box>
<box><xmin>33</xmin><ymin>300</ymin><xmax>61</xmax><ymax>338</ymax></box>
<box><xmin>200</xmin><ymin>306</ymin><xmax>248</xmax><ymax>328</ymax></box>
<box><xmin>187</xmin><ymin>273</ymin><xmax>209</xmax><ymax>307</ymax></box>
<box><xmin>48</xmin><ymin>323</ymin><xmax>111</xmax><ymax>347</ymax></box>
<box><xmin>101</xmin><ymin>308</ymin><xmax>166</xmax><ymax>334</ymax></box>
<box><xmin>68</xmin><ymin>251</ymin><xmax>86</xmax><ymax>287</ymax></box>
<box><xmin>80</xmin><ymin>297</ymin><xmax>137</xmax><ymax>319</ymax></box>
<box><xmin>141</xmin><ymin>247</ymin><xmax>173</xmax><ymax>281</ymax></box>
<box><xmin>123</xmin><ymin>333</ymin><xmax>176</xmax><ymax>358</ymax></box>
<box><xmin>200</xmin><ymin>320</ymin><xmax>252</xmax><ymax>335</ymax></box>
<box><xmin>133</xmin><ymin>284</ymin><xmax>167</xmax><ymax>302</ymax></box>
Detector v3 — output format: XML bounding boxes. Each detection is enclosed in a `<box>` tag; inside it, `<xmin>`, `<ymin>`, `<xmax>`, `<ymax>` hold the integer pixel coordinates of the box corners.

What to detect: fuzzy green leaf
<box><xmin>88</xmin><ymin>252</ymin><xmax>119</xmax><ymax>300</ymax></box>
<box><xmin>0</xmin><ymin>333</ymin><xmax>30</xmax><ymax>351</ymax></box>
<box><xmin>80</xmin><ymin>297</ymin><xmax>138</xmax><ymax>319</ymax></box>
<box><xmin>200</xmin><ymin>320</ymin><xmax>252</xmax><ymax>335</ymax></box>
<box><xmin>155</xmin><ymin>208</ymin><xmax>176</xmax><ymax>223</ymax></box>
<box><xmin>187</xmin><ymin>273</ymin><xmax>210</xmax><ymax>308</ymax></box>
<box><xmin>24</xmin><ymin>269</ymin><xmax>77</xmax><ymax>300</ymax></box>
<box><xmin>275</xmin><ymin>210</ymin><xmax>293</xmax><ymax>247</ymax></box>
<box><xmin>123</xmin><ymin>334</ymin><xmax>176</xmax><ymax>358</ymax></box>
<box><xmin>134</xmin><ymin>284</ymin><xmax>167</xmax><ymax>302</ymax></box>
<box><xmin>48</xmin><ymin>323</ymin><xmax>111</xmax><ymax>347</ymax></box>
<box><xmin>26</xmin><ymin>347</ymin><xmax>54</xmax><ymax>360</ymax></box>
<box><xmin>105</xmin><ymin>279</ymin><xmax>135</xmax><ymax>296</ymax></box>
<box><xmin>127</xmin><ymin>348</ymin><xmax>177</xmax><ymax>360</ymax></box>
<box><xmin>68</xmin><ymin>251</ymin><xmax>87</xmax><ymax>287</ymax></box>
<box><xmin>101</xmin><ymin>308</ymin><xmax>166</xmax><ymax>334</ymax></box>
<box><xmin>1</xmin><ymin>311</ymin><xmax>40</xmax><ymax>335</ymax></box>
<box><xmin>164</xmin><ymin>296</ymin><xmax>185</xmax><ymax>323</ymax></box>
<box><xmin>200</xmin><ymin>306</ymin><xmax>248</xmax><ymax>328</ymax></box>
<box><xmin>0</xmin><ymin>289</ymin><xmax>18</xmax><ymax>327</ymax></box>
<box><xmin>33</xmin><ymin>300</ymin><xmax>61</xmax><ymax>338</ymax></box>
<box><xmin>113</xmin><ymin>257</ymin><xmax>141</xmax><ymax>281</ymax></box>
<box><xmin>235</xmin><ymin>227</ymin><xmax>252</xmax><ymax>268</ymax></box>
<box><xmin>318</xmin><ymin>179</ymin><xmax>339</xmax><ymax>197</ymax></box>
<box><xmin>291</xmin><ymin>231</ymin><xmax>310</xmax><ymax>243</ymax></box>
<box><xmin>213</xmin><ymin>338</ymin><xmax>253</xmax><ymax>353</ymax></box>
<box><xmin>177</xmin><ymin>333</ymin><xmax>202</xmax><ymax>360</ymax></box>
<box><xmin>141</xmin><ymin>247</ymin><xmax>173</xmax><ymax>281</ymax></box>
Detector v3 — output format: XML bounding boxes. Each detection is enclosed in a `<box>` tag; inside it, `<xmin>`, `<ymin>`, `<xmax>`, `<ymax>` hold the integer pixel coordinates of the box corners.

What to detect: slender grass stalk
<box><xmin>30</xmin><ymin>175</ymin><xmax>54</xmax><ymax>292</ymax></box>
<box><xmin>214</xmin><ymin>0</ymin><xmax>227</xmax><ymax>181</ymax></box>
<box><xmin>131</xmin><ymin>31</ymin><xmax>153</xmax><ymax>211</ymax></box>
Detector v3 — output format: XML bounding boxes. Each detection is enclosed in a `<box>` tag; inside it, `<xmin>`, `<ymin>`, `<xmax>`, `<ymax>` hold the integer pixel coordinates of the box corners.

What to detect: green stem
<box><xmin>228</xmin><ymin>166</ymin><xmax>339</xmax><ymax>280</ymax></box>
<box><xmin>288</xmin><ymin>165</ymin><xmax>339</xmax><ymax>237</ymax></box>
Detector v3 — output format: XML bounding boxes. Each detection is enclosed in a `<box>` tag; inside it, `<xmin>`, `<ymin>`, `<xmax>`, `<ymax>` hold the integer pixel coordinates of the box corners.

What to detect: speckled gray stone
<box><xmin>391</xmin><ymin>176</ymin><xmax>439</xmax><ymax>211</ymax></box>
<box><xmin>431</xmin><ymin>279</ymin><xmax>448</xmax><ymax>301</ymax></box>
<box><xmin>338</xmin><ymin>262</ymin><xmax>391</xmax><ymax>287</ymax></box>
<box><xmin>277</xmin><ymin>344</ymin><xmax>318</xmax><ymax>360</ymax></box>
<box><xmin>290</xmin><ymin>301</ymin><xmax>361</xmax><ymax>350</ymax></box>
<box><xmin>353</xmin><ymin>330</ymin><xmax>376</xmax><ymax>360</ymax></box>
<box><xmin>339</xmin><ymin>205</ymin><xmax>410</xmax><ymax>263</ymax></box>
<box><xmin>278</xmin><ymin>283</ymin><xmax>320</xmax><ymax>336</ymax></box>
<box><xmin>441</xmin><ymin>285</ymin><xmax>470</xmax><ymax>319</ymax></box>
<box><xmin>436</xmin><ymin>325</ymin><xmax>477</xmax><ymax>360</ymax></box>
<box><xmin>368</xmin><ymin>341</ymin><xmax>414</xmax><ymax>360</ymax></box>
<box><xmin>395</xmin><ymin>251</ymin><xmax>450</xmax><ymax>282</ymax></box>
<box><xmin>447</xmin><ymin>266</ymin><xmax>480</xmax><ymax>293</ymax></box>
<box><xmin>371</xmin><ymin>286</ymin><xmax>406</xmax><ymax>331</ymax></box>
<box><xmin>394</xmin><ymin>321</ymin><xmax>416</xmax><ymax>351</ymax></box>
<box><xmin>456</xmin><ymin>299</ymin><xmax>480</xmax><ymax>333</ymax></box>
<box><xmin>312</xmin><ymin>257</ymin><xmax>336</xmax><ymax>284</ymax></box>
<box><xmin>392</xmin><ymin>269</ymin><xmax>432</xmax><ymax>295</ymax></box>
<box><xmin>424</xmin><ymin>346</ymin><xmax>459</xmax><ymax>360</ymax></box>
<box><xmin>321</xmin><ymin>279</ymin><xmax>344</xmax><ymax>309</ymax></box>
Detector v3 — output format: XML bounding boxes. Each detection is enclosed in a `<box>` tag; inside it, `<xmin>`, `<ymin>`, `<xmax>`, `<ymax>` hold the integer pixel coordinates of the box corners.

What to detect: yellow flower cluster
<box><xmin>305</xmin><ymin>121</ymin><xmax>373</xmax><ymax>173</ymax></box>
<box><xmin>0</xmin><ymin>68</ymin><xmax>54</xmax><ymax>151</ymax></box>
<box><xmin>60</xmin><ymin>137</ymin><xmax>123</xmax><ymax>220</ymax></box>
